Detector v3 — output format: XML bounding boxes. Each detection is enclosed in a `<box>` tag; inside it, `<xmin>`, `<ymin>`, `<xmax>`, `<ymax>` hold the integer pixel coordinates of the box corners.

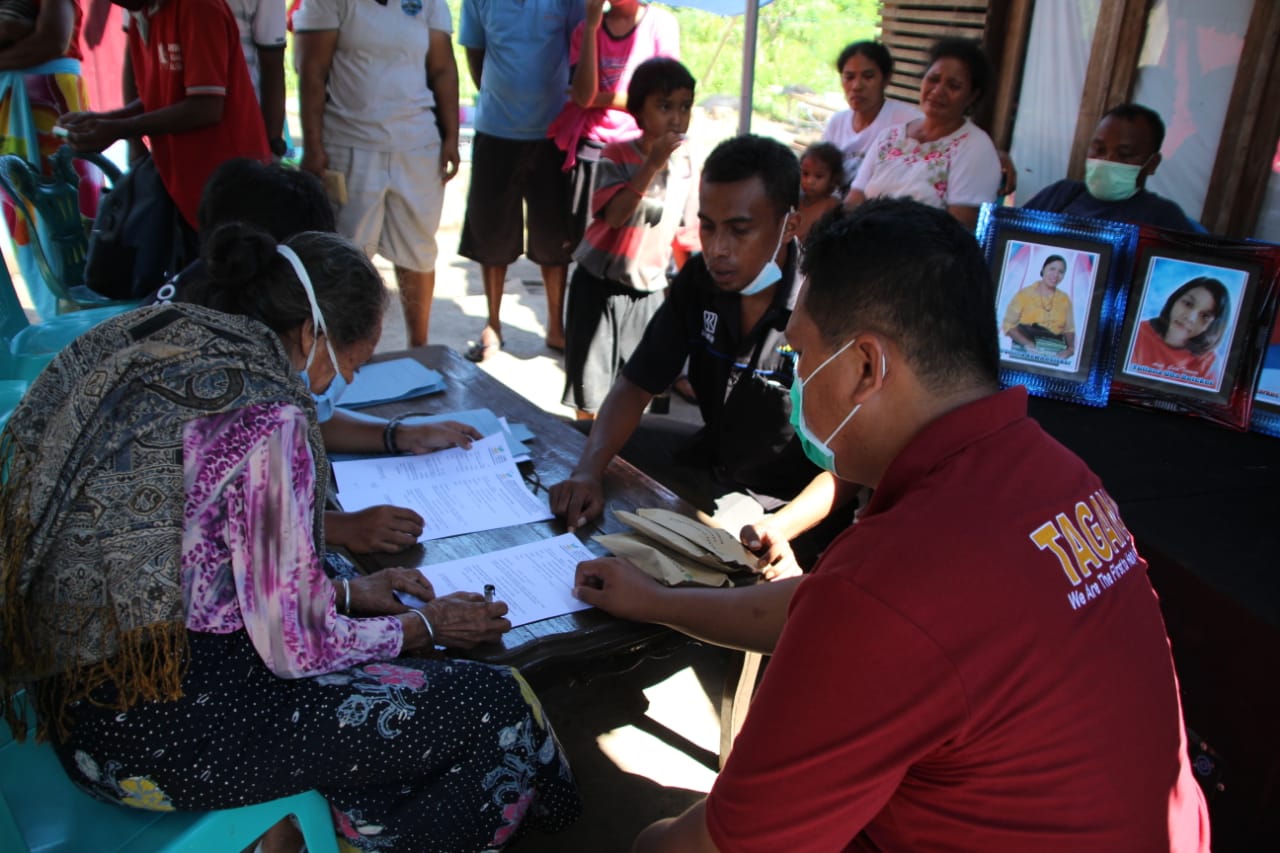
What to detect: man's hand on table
<box><xmin>326</xmin><ymin>505</ymin><xmax>424</xmax><ymax>553</ymax></box>
<box><xmin>395</xmin><ymin>419</ymin><xmax>481</xmax><ymax>454</ymax></box>
<box><xmin>739</xmin><ymin>520</ymin><xmax>803</xmax><ymax>581</ymax></box>
<box><xmin>347</xmin><ymin>567</ymin><xmax>435</xmax><ymax>615</ymax></box>
<box><xmin>573</xmin><ymin>557</ymin><xmax>666</xmax><ymax>623</ymax></box>
<box><xmin>549</xmin><ymin>473</ymin><xmax>605</xmax><ymax>531</ymax></box>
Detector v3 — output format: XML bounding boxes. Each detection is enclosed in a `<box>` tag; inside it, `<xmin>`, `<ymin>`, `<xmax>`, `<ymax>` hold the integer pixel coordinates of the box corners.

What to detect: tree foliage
<box><xmin>445</xmin><ymin>1</ymin><xmax>882</xmax><ymax>122</ymax></box>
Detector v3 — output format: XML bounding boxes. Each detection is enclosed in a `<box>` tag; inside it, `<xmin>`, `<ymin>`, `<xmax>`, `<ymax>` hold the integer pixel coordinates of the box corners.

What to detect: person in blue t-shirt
<box><xmin>457</xmin><ymin>0</ymin><xmax>586</xmax><ymax>361</ymax></box>
<box><xmin>1022</xmin><ymin>103</ymin><xmax>1205</xmax><ymax>233</ymax></box>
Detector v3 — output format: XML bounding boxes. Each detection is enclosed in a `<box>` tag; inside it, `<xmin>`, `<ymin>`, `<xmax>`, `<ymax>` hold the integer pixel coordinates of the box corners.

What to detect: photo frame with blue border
<box><xmin>976</xmin><ymin>205</ymin><xmax>1138</xmax><ymax>406</ymax></box>
<box><xmin>1111</xmin><ymin>228</ymin><xmax>1280</xmax><ymax>431</ymax></box>
<box><xmin>1248</xmin><ymin>296</ymin><xmax>1280</xmax><ymax>437</ymax></box>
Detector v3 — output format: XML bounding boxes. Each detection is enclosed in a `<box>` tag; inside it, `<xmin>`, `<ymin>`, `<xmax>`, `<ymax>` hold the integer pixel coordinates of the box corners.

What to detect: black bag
<box><xmin>84</xmin><ymin>155</ymin><xmax>194</xmax><ymax>300</ymax></box>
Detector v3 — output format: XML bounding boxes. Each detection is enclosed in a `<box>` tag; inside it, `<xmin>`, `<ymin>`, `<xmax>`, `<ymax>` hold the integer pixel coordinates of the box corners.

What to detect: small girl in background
<box><xmin>796</xmin><ymin>142</ymin><xmax>843</xmax><ymax>244</ymax></box>
<box><xmin>562</xmin><ymin>57</ymin><xmax>696</xmax><ymax>420</ymax></box>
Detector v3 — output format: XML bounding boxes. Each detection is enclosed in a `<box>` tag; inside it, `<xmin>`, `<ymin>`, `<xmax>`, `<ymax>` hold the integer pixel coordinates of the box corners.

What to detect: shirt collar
<box><xmin>863</xmin><ymin>386</ymin><xmax>1029</xmax><ymax>516</ymax></box>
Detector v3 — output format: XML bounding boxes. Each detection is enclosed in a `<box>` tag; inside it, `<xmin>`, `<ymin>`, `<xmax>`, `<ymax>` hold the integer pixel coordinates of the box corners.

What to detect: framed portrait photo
<box><xmin>1112</xmin><ymin>228</ymin><xmax>1280</xmax><ymax>430</ymax></box>
<box><xmin>1249</xmin><ymin>301</ymin><xmax>1280</xmax><ymax>438</ymax></box>
<box><xmin>977</xmin><ymin>205</ymin><xmax>1139</xmax><ymax>406</ymax></box>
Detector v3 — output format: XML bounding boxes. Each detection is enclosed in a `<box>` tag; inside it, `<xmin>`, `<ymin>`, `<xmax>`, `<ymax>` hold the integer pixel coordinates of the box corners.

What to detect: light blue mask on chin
<box><xmin>738</xmin><ymin>211</ymin><xmax>793</xmax><ymax>297</ymax></box>
<box><xmin>278</xmin><ymin>244</ymin><xmax>346</xmax><ymax>423</ymax></box>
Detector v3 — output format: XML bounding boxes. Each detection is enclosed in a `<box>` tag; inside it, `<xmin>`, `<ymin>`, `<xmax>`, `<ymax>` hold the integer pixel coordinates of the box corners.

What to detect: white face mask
<box><xmin>738</xmin><ymin>210</ymin><xmax>793</xmax><ymax>297</ymax></box>
<box><xmin>1084</xmin><ymin>157</ymin><xmax>1150</xmax><ymax>202</ymax></box>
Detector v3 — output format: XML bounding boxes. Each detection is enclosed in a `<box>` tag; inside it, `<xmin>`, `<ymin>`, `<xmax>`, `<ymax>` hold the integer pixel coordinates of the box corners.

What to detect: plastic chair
<box><xmin>0</xmin><ymin>145</ymin><xmax>137</xmax><ymax>315</ymax></box>
<box><xmin>0</xmin><ymin>693</ymin><xmax>340</xmax><ymax>853</ymax></box>
<box><xmin>0</xmin><ymin>378</ymin><xmax>26</xmax><ymax>433</ymax></box>
<box><xmin>0</xmin><ymin>251</ymin><xmax>113</xmax><ymax>381</ymax></box>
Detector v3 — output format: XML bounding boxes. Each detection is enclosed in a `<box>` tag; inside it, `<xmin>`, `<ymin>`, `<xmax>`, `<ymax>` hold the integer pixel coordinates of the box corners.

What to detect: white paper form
<box><xmin>332</xmin><ymin>434</ymin><xmax>551</xmax><ymax>541</ymax></box>
<box><xmin>400</xmin><ymin>534</ymin><xmax>594</xmax><ymax>627</ymax></box>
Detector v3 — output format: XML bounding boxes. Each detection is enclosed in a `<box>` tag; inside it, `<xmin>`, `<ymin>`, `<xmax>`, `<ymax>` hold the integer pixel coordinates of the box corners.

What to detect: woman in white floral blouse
<box><xmin>844</xmin><ymin>37</ymin><xmax>1002</xmax><ymax>231</ymax></box>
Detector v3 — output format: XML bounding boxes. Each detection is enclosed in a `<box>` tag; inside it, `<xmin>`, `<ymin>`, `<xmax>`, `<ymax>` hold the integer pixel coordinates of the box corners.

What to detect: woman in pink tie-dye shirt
<box><xmin>3</xmin><ymin>224</ymin><xmax>579</xmax><ymax>851</ymax></box>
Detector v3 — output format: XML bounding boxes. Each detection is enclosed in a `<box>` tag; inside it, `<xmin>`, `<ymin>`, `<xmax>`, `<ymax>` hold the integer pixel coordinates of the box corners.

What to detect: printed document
<box><xmin>400</xmin><ymin>534</ymin><xmax>594</xmax><ymax>627</ymax></box>
<box><xmin>332</xmin><ymin>434</ymin><xmax>551</xmax><ymax>541</ymax></box>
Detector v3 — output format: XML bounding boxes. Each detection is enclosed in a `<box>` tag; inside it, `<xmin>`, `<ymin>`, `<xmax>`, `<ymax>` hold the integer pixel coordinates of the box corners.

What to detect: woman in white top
<box><xmin>846</xmin><ymin>37</ymin><xmax>1002</xmax><ymax>231</ymax></box>
<box><xmin>821</xmin><ymin>41</ymin><xmax>921</xmax><ymax>192</ymax></box>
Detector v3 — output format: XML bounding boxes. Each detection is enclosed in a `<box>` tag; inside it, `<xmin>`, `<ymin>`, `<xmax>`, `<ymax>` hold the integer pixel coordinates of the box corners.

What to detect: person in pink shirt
<box><xmin>548</xmin><ymin>0</ymin><xmax>679</xmax><ymax>245</ymax></box>
<box><xmin>0</xmin><ymin>224</ymin><xmax>580</xmax><ymax>852</ymax></box>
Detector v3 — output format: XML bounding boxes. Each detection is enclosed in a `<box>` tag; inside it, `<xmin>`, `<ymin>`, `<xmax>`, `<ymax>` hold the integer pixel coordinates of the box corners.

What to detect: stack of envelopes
<box><xmin>595</xmin><ymin>508</ymin><xmax>760</xmax><ymax>587</ymax></box>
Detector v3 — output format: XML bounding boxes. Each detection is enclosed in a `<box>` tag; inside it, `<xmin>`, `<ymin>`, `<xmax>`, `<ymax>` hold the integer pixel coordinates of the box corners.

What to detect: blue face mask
<box><xmin>278</xmin><ymin>244</ymin><xmax>346</xmax><ymax>423</ymax></box>
<box><xmin>738</xmin><ymin>211</ymin><xmax>793</xmax><ymax>297</ymax></box>
<box><xmin>298</xmin><ymin>361</ymin><xmax>347</xmax><ymax>423</ymax></box>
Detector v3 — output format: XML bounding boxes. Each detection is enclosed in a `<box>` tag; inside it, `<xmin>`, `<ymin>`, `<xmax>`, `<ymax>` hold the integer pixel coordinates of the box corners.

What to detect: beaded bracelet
<box><xmin>407</xmin><ymin>608</ymin><xmax>435</xmax><ymax>647</ymax></box>
<box><xmin>383</xmin><ymin>414</ymin><xmax>407</xmax><ymax>454</ymax></box>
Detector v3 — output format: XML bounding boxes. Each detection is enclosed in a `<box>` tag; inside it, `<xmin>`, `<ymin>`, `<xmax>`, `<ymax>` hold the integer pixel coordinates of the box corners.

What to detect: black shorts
<box><xmin>458</xmin><ymin>133</ymin><xmax>574</xmax><ymax>267</ymax></box>
<box><xmin>561</xmin><ymin>266</ymin><xmax>664</xmax><ymax>414</ymax></box>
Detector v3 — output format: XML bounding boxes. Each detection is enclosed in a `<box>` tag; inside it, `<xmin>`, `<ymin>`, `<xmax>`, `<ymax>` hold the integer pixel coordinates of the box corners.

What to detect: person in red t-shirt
<box><xmin>575</xmin><ymin>198</ymin><xmax>1211</xmax><ymax>852</ymax></box>
<box><xmin>60</xmin><ymin>0</ymin><xmax>269</xmax><ymax>230</ymax></box>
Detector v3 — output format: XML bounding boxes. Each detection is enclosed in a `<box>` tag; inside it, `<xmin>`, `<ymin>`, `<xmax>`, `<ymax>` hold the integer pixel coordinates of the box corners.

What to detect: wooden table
<box><xmin>346</xmin><ymin>346</ymin><xmax>693</xmax><ymax>675</ymax></box>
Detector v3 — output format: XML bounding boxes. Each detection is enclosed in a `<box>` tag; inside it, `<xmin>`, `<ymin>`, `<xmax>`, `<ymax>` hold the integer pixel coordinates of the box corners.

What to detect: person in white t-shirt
<box><xmin>846</xmin><ymin>37</ymin><xmax>1002</xmax><ymax>232</ymax></box>
<box><xmin>224</xmin><ymin>0</ymin><xmax>287</xmax><ymax>157</ymax></box>
<box><xmin>820</xmin><ymin>40</ymin><xmax>921</xmax><ymax>194</ymax></box>
<box><xmin>295</xmin><ymin>0</ymin><xmax>460</xmax><ymax>347</ymax></box>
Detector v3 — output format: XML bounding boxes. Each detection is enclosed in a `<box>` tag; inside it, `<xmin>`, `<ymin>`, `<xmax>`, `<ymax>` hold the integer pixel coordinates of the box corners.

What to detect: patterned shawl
<box><xmin>0</xmin><ymin>304</ymin><xmax>329</xmax><ymax>735</ymax></box>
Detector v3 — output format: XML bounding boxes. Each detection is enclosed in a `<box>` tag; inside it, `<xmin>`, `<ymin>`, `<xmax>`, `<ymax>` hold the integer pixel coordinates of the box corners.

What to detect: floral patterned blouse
<box><xmin>182</xmin><ymin>402</ymin><xmax>403</xmax><ymax>677</ymax></box>
<box><xmin>850</xmin><ymin>117</ymin><xmax>1002</xmax><ymax>210</ymax></box>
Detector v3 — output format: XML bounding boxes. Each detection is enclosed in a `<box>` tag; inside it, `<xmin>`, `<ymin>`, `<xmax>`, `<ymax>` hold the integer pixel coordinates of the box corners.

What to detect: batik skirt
<box><xmin>51</xmin><ymin>630</ymin><xmax>581</xmax><ymax>852</ymax></box>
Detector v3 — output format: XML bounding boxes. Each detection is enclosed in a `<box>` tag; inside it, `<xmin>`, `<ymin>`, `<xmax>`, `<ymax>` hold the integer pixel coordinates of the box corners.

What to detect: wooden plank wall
<box><xmin>879</xmin><ymin>0</ymin><xmax>990</xmax><ymax>106</ymax></box>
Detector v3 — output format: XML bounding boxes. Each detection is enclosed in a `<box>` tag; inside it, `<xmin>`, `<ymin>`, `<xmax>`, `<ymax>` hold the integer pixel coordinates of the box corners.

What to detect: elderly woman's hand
<box><xmin>419</xmin><ymin>592</ymin><xmax>511</xmax><ymax>649</ymax></box>
<box><xmin>346</xmin><ymin>567</ymin><xmax>435</xmax><ymax>616</ymax></box>
<box><xmin>394</xmin><ymin>420</ymin><xmax>483</xmax><ymax>454</ymax></box>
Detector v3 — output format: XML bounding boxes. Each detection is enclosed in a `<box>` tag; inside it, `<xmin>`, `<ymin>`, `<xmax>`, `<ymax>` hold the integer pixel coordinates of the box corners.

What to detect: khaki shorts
<box><xmin>327</xmin><ymin>143</ymin><xmax>444</xmax><ymax>273</ymax></box>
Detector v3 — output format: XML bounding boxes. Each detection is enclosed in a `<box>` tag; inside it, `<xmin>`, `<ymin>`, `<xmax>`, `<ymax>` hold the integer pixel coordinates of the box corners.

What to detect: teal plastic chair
<box><xmin>0</xmin><ymin>378</ymin><xmax>26</xmax><ymax>433</ymax></box>
<box><xmin>0</xmin><ymin>694</ymin><xmax>340</xmax><ymax>853</ymax></box>
<box><xmin>0</xmin><ymin>251</ymin><xmax>114</xmax><ymax>381</ymax></box>
<box><xmin>0</xmin><ymin>146</ymin><xmax>138</xmax><ymax>316</ymax></box>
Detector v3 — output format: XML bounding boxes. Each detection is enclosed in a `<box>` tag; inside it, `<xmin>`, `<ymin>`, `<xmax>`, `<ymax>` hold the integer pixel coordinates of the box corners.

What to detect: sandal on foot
<box><xmin>464</xmin><ymin>336</ymin><xmax>503</xmax><ymax>362</ymax></box>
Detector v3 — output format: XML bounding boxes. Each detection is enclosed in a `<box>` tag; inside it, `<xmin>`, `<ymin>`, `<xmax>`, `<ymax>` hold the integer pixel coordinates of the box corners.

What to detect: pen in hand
<box><xmin>484</xmin><ymin>584</ymin><xmax>496</xmax><ymax>603</ymax></box>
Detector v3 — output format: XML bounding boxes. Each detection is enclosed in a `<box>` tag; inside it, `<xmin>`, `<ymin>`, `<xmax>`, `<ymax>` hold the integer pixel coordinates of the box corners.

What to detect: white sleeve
<box><xmin>943</xmin><ymin>124</ymin><xmax>1003</xmax><ymax>207</ymax></box>
<box><xmin>850</xmin><ymin>126</ymin><xmax>892</xmax><ymax>194</ymax></box>
<box><xmin>292</xmin><ymin>0</ymin><xmax>344</xmax><ymax>32</ymax></box>
<box><xmin>251</xmin><ymin>0</ymin><xmax>287</xmax><ymax>48</ymax></box>
<box><xmin>429</xmin><ymin>0</ymin><xmax>453</xmax><ymax>33</ymax></box>
<box><xmin>821</xmin><ymin>111</ymin><xmax>845</xmax><ymax>146</ymax></box>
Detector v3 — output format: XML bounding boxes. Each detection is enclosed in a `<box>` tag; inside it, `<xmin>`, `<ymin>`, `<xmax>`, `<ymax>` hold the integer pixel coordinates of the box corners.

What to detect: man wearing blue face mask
<box><xmin>573</xmin><ymin>198</ymin><xmax>1210</xmax><ymax>853</ymax></box>
<box><xmin>550</xmin><ymin>134</ymin><xmax>822</xmax><ymax>542</ymax></box>
<box><xmin>1022</xmin><ymin>103</ymin><xmax>1205</xmax><ymax>232</ymax></box>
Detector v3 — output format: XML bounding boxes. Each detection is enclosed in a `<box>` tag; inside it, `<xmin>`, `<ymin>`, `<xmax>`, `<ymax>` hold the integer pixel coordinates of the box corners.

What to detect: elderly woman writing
<box><xmin>1002</xmin><ymin>254</ymin><xmax>1076</xmax><ymax>361</ymax></box>
<box><xmin>0</xmin><ymin>225</ymin><xmax>579</xmax><ymax>851</ymax></box>
<box><xmin>844</xmin><ymin>37</ymin><xmax>1002</xmax><ymax>230</ymax></box>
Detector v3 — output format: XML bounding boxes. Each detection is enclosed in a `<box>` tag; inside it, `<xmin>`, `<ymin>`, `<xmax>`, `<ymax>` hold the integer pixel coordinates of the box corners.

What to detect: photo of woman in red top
<box><xmin>1126</xmin><ymin>276</ymin><xmax>1230</xmax><ymax>388</ymax></box>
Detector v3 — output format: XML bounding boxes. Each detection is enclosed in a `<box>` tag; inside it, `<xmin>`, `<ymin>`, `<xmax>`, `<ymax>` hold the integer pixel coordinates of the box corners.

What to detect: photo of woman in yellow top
<box><xmin>1001</xmin><ymin>254</ymin><xmax>1076</xmax><ymax>361</ymax></box>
